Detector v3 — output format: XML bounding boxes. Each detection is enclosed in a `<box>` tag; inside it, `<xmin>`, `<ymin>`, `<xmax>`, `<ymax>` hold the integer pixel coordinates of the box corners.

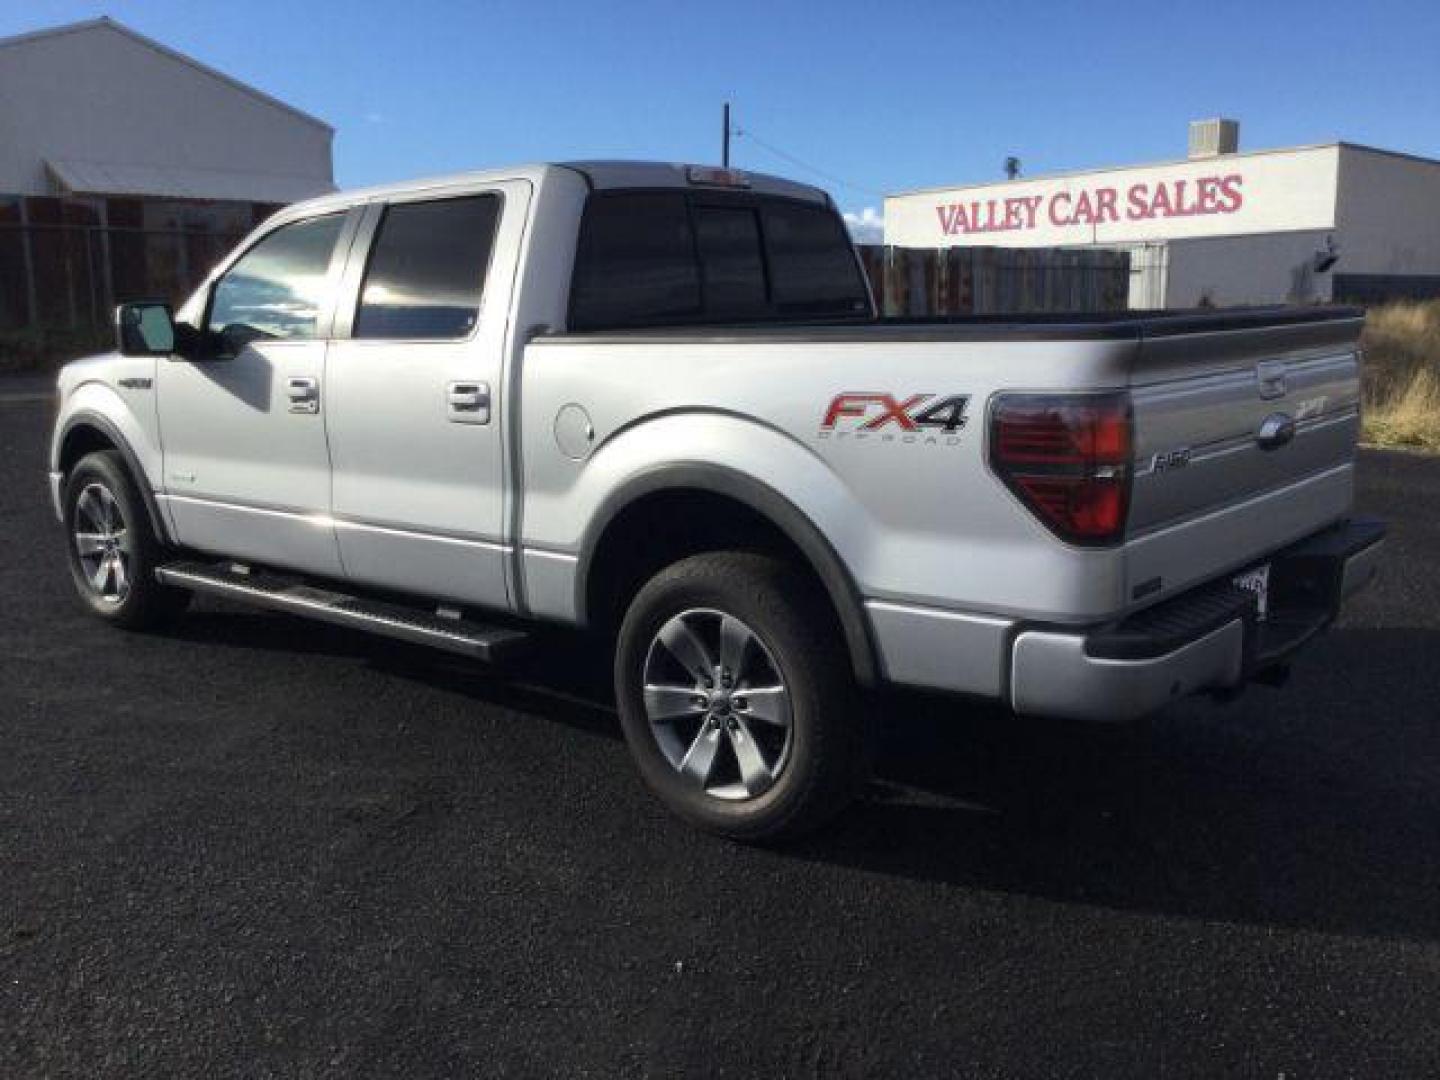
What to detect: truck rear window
<box><xmin>569</xmin><ymin>191</ymin><xmax>869</xmax><ymax>331</ymax></box>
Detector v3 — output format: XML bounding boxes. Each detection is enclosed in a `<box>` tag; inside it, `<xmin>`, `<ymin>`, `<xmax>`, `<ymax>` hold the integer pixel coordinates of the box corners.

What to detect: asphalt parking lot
<box><xmin>3</xmin><ymin>388</ymin><xmax>1439</xmax><ymax>1078</ymax></box>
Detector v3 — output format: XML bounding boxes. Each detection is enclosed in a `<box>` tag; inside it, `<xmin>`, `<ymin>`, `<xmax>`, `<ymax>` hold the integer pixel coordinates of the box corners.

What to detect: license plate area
<box><xmin>1232</xmin><ymin>563</ymin><xmax>1271</xmax><ymax>620</ymax></box>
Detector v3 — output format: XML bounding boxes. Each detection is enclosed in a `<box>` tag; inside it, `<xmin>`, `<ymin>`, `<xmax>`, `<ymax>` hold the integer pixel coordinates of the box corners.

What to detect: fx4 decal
<box><xmin>818</xmin><ymin>392</ymin><xmax>970</xmax><ymax>444</ymax></box>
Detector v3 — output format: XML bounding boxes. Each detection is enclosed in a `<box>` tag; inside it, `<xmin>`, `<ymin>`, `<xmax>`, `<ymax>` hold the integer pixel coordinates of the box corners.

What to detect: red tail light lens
<box><xmin>989</xmin><ymin>392</ymin><xmax>1132</xmax><ymax>546</ymax></box>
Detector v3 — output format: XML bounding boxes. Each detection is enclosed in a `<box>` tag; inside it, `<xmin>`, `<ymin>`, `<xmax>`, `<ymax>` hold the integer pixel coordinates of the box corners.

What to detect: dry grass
<box><xmin>1360</xmin><ymin>300</ymin><xmax>1440</xmax><ymax>451</ymax></box>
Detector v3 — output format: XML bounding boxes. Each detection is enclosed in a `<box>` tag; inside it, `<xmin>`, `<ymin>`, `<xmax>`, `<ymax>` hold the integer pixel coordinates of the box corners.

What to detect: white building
<box><xmin>0</xmin><ymin>17</ymin><xmax>335</xmax><ymax>332</ymax></box>
<box><xmin>0</xmin><ymin>16</ymin><xmax>333</xmax><ymax>204</ymax></box>
<box><xmin>884</xmin><ymin>122</ymin><xmax>1440</xmax><ymax>309</ymax></box>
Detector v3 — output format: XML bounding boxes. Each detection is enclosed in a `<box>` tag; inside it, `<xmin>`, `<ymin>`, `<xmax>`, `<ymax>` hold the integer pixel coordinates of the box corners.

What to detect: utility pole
<box><xmin>722</xmin><ymin>102</ymin><xmax>731</xmax><ymax>167</ymax></box>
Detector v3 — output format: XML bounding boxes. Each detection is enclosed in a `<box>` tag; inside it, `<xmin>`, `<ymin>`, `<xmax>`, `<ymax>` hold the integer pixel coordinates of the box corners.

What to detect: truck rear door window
<box><xmin>569</xmin><ymin>193</ymin><xmax>702</xmax><ymax>330</ymax></box>
<box><xmin>354</xmin><ymin>194</ymin><xmax>501</xmax><ymax>340</ymax></box>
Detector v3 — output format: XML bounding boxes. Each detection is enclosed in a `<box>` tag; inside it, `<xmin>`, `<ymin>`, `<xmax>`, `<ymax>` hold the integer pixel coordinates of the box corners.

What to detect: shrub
<box><xmin>1361</xmin><ymin>301</ymin><xmax>1440</xmax><ymax>450</ymax></box>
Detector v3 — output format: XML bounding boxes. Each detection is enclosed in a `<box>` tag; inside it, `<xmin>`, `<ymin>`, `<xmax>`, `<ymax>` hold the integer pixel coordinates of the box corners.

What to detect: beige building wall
<box><xmin>1163</xmin><ymin>231</ymin><xmax>1337</xmax><ymax>308</ymax></box>
<box><xmin>1334</xmin><ymin>146</ymin><xmax>1440</xmax><ymax>275</ymax></box>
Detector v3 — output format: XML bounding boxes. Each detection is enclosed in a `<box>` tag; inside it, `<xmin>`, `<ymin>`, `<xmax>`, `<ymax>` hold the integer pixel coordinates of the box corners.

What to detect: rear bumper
<box><xmin>1009</xmin><ymin>517</ymin><xmax>1386</xmax><ymax>721</ymax></box>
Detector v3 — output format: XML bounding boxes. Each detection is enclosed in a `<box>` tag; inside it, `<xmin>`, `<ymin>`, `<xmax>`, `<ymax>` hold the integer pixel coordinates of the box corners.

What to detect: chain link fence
<box><xmin>0</xmin><ymin>222</ymin><xmax>246</xmax><ymax>330</ymax></box>
<box><xmin>0</xmin><ymin>193</ymin><xmax>274</xmax><ymax>370</ymax></box>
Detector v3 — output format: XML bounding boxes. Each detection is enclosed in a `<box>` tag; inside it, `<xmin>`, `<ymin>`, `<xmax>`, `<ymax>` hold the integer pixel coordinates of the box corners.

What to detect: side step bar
<box><xmin>155</xmin><ymin>560</ymin><xmax>529</xmax><ymax>661</ymax></box>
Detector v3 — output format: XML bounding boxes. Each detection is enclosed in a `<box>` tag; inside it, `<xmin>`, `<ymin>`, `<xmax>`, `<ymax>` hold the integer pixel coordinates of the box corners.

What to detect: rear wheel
<box><xmin>615</xmin><ymin>552</ymin><xmax>866</xmax><ymax>841</ymax></box>
<box><xmin>62</xmin><ymin>450</ymin><xmax>189</xmax><ymax>629</ymax></box>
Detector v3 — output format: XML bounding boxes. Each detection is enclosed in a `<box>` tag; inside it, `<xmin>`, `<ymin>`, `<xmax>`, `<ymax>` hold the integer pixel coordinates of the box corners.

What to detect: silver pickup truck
<box><xmin>49</xmin><ymin>161</ymin><xmax>1384</xmax><ymax>839</ymax></box>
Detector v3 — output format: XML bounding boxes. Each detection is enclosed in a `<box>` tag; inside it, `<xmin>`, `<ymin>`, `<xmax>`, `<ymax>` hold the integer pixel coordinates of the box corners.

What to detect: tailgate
<box><xmin>1124</xmin><ymin>310</ymin><xmax>1365</xmax><ymax>608</ymax></box>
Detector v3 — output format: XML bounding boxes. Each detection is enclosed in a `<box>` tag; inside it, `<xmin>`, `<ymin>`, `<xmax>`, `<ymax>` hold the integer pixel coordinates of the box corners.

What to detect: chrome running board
<box><xmin>155</xmin><ymin>560</ymin><xmax>529</xmax><ymax>661</ymax></box>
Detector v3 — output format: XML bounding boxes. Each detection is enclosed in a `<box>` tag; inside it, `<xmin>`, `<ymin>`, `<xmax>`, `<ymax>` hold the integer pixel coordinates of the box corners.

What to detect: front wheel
<box><xmin>614</xmin><ymin>552</ymin><xmax>867</xmax><ymax>841</ymax></box>
<box><xmin>62</xmin><ymin>450</ymin><xmax>189</xmax><ymax>630</ymax></box>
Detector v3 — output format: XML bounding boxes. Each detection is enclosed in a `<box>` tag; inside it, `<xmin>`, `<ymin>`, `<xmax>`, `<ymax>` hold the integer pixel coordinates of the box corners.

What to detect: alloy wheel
<box><xmin>73</xmin><ymin>482</ymin><xmax>132</xmax><ymax>604</ymax></box>
<box><xmin>642</xmin><ymin>608</ymin><xmax>793</xmax><ymax>800</ymax></box>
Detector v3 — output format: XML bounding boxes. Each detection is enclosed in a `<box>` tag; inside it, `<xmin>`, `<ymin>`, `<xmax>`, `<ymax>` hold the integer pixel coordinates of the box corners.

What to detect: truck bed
<box><xmin>525</xmin><ymin>302</ymin><xmax>1364</xmax><ymax>635</ymax></box>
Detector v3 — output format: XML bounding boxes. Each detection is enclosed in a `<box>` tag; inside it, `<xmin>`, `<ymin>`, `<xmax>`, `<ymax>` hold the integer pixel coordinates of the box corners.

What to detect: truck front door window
<box><xmin>206</xmin><ymin>214</ymin><xmax>344</xmax><ymax>347</ymax></box>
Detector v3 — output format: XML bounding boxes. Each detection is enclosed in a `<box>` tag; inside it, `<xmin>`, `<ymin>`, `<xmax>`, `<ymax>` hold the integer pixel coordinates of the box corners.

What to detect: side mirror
<box><xmin>115</xmin><ymin>301</ymin><xmax>177</xmax><ymax>357</ymax></box>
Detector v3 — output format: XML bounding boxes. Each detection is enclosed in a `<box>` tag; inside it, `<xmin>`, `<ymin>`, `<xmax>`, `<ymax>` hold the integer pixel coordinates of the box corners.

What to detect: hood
<box><xmin>57</xmin><ymin>350</ymin><xmax>125</xmax><ymax>393</ymax></box>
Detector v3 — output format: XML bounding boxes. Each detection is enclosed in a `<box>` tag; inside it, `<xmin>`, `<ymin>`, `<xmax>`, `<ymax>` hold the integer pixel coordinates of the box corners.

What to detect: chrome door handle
<box><xmin>447</xmin><ymin>381</ymin><xmax>490</xmax><ymax>424</ymax></box>
<box><xmin>287</xmin><ymin>376</ymin><xmax>320</xmax><ymax>414</ymax></box>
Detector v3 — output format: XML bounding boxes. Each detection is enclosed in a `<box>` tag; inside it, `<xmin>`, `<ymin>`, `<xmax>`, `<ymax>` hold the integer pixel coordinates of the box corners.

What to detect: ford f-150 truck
<box><xmin>49</xmin><ymin>161</ymin><xmax>1384</xmax><ymax>839</ymax></box>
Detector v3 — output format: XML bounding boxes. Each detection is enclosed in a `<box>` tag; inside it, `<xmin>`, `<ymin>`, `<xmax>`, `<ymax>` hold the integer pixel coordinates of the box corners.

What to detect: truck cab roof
<box><xmin>280</xmin><ymin>161</ymin><xmax>831</xmax><ymax>219</ymax></box>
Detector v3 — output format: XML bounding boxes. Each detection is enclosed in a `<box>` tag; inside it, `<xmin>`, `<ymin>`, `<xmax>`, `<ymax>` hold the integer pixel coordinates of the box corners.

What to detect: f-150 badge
<box><xmin>819</xmin><ymin>392</ymin><xmax>970</xmax><ymax>444</ymax></box>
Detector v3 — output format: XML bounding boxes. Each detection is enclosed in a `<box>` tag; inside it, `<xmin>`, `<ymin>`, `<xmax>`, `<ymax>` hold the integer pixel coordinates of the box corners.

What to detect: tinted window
<box><xmin>208</xmin><ymin>214</ymin><xmax>344</xmax><ymax>344</ymax></box>
<box><xmin>569</xmin><ymin>193</ymin><xmax>701</xmax><ymax>330</ymax></box>
<box><xmin>568</xmin><ymin>191</ymin><xmax>871</xmax><ymax>331</ymax></box>
<box><xmin>355</xmin><ymin>195</ymin><xmax>501</xmax><ymax>340</ymax></box>
<box><xmin>694</xmin><ymin>206</ymin><xmax>767</xmax><ymax>318</ymax></box>
<box><xmin>762</xmin><ymin>202</ymin><xmax>869</xmax><ymax>314</ymax></box>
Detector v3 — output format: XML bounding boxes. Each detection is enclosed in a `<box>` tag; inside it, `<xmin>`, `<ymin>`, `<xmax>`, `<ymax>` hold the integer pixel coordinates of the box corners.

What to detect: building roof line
<box><xmin>1334</xmin><ymin>141</ymin><xmax>1440</xmax><ymax>170</ymax></box>
<box><xmin>0</xmin><ymin>16</ymin><xmax>333</xmax><ymax>134</ymax></box>
<box><xmin>887</xmin><ymin>141</ymin><xmax>1382</xmax><ymax>201</ymax></box>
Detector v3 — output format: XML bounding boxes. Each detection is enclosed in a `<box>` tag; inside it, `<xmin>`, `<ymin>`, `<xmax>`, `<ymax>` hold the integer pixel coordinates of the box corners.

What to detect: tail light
<box><xmin>989</xmin><ymin>392</ymin><xmax>1133</xmax><ymax>546</ymax></box>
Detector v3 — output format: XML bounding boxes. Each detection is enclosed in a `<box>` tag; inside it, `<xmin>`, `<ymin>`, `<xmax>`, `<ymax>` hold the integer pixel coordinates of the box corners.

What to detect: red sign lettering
<box><xmin>935</xmin><ymin>174</ymin><xmax>1245</xmax><ymax>236</ymax></box>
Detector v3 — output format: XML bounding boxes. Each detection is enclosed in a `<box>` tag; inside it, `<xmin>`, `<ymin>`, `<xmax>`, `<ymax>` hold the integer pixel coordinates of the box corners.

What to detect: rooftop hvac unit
<box><xmin>1188</xmin><ymin>118</ymin><xmax>1240</xmax><ymax>159</ymax></box>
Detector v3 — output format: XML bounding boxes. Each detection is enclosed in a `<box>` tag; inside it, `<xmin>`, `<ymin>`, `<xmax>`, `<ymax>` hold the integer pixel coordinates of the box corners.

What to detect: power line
<box><xmin>731</xmin><ymin>126</ymin><xmax>885</xmax><ymax>199</ymax></box>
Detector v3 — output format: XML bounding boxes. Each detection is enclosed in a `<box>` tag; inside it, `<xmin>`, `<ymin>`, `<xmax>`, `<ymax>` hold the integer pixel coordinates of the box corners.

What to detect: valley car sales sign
<box><xmin>883</xmin><ymin>146</ymin><xmax>1339</xmax><ymax>248</ymax></box>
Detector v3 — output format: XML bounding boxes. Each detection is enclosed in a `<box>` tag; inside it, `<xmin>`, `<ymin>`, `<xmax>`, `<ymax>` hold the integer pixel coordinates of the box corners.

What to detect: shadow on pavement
<box><xmin>160</xmin><ymin>603</ymin><xmax>623</xmax><ymax>741</ymax></box>
<box><xmin>162</xmin><ymin>605</ymin><xmax>1440</xmax><ymax>941</ymax></box>
<box><xmin>798</xmin><ymin>625</ymin><xmax>1440</xmax><ymax>942</ymax></box>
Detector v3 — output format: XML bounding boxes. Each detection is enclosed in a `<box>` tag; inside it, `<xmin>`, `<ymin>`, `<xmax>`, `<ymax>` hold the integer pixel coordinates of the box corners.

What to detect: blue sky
<box><xmin>8</xmin><ymin>0</ymin><xmax>1440</xmax><ymax>238</ymax></box>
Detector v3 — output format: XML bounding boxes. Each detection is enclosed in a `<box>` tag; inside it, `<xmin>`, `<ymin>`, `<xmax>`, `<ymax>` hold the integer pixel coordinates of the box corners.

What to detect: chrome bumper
<box><xmin>1011</xmin><ymin>619</ymin><xmax>1245</xmax><ymax>721</ymax></box>
<box><xmin>1009</xmin><ymin>517</ymin><xmax>1386</xmax><ymax>722</ymax></box>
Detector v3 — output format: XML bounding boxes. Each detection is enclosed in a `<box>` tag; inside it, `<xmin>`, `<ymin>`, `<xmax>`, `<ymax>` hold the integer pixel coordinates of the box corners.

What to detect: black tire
<box><xmin>62</xmin><ymin>449</ymin><xmax>189</xmax><ymax>630</ymax></box>
<box><xmin>614</xmin><ymin>552</ymin><xmax>867</xmax><ymax>841</ymax></box>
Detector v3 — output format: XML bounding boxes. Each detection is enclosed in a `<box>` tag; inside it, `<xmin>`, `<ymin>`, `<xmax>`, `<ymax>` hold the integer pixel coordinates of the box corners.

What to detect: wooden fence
<box><xmin>856</xmin><ymin>245</ymin><xmax>1131</xmax><ymax>316</ymax></box>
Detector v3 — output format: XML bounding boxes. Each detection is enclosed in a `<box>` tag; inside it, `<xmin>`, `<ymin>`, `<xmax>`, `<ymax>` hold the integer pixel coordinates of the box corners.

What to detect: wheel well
<box><xmin>56</xmin><ymin>418</ymin><xmax>171</xmax><ymax>545</ymax></box>
<box><xmin>59</xmin><ymin>423</ymin><xmax>117</xmax><ymax>475</ymax></box>
<box><xmin>583</xmin><ymin>487</ymin><xmax>876</xmax><ymax>684</ymax></box>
